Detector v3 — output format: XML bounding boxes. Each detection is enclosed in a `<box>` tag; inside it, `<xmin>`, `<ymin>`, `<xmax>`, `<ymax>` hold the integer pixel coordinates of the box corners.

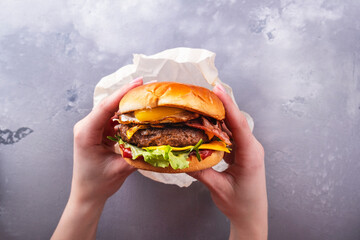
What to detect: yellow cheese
<box><xmin>204</xmin><ymin>131</ymin><xmax>214</xmax><ymax>141</ymax></box>
<box><xmin>199</xmin><ymin>141</ymin><xmax>230</xmax><ymax>153</ymax></box>
<box><xmin>170</xmin><ymin>146</ymin><xmax>193</xmax><ymax>151</ymax></box>
<box><xmin>143</xmin><ymin>141</ymin><xmax>230</xmax><ymax>153</ymax></box>
<box><xmin>134</xmin><ymin>107</ymin><xmax>185</xmax><ymax>122</ymax></box>
<box><xmin>126</xmin><ymin>125</ymin><xmax>148</xmax><ymax>139</ymax></box>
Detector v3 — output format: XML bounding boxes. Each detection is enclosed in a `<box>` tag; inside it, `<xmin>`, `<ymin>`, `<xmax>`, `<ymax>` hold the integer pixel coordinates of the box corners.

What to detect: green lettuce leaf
<box><xmin>117</xmin><ymin>138</ymin><xmax>190</xmax><ymax>170</ymax></box>
<box><xmin>168</xmin><ymin>151</ymin><xmax>189</xmax><ymax>169</ymax></box>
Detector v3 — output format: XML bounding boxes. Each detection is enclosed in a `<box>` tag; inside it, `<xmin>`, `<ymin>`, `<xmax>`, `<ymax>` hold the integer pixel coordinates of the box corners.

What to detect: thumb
<box><xmin>187</xmin><ymin>168</ymin><xmax>227</xmax><ymax>194</ymax></box>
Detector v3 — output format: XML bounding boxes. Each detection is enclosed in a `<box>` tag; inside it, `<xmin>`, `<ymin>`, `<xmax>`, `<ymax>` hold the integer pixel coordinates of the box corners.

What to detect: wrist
<box><xmin>229</xmin><ymin>219</ymin><xmax>268</xmax><ymax>240</ymax></box>
<box><xmin>51</xmin><ymin>194</ymin><xmax>106</xmax><ymax>240</ymax></box>
<box><xmin>69</xmin><ymin>178</ymin><xmax>109</xmax><ymax>210</ymax></box>
<box><xmin>68</xmin><ymin>190</ymin><xmax>107</xmax><ymax>212</ymax></box>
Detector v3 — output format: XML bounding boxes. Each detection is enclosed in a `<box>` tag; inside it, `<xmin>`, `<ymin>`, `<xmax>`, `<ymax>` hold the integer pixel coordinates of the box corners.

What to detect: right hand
<box><xmin>188</xmin><ymin>83</ymin><xmax>268</xmax><ymax>240</ymax></box>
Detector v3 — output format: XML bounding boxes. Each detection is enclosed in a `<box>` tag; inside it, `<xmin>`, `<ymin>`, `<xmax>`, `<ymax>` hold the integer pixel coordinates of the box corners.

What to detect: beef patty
<box><xmin>116</xmin><ymin>124</ymin><xmax>209</xmax><ymax>147</ymax></box>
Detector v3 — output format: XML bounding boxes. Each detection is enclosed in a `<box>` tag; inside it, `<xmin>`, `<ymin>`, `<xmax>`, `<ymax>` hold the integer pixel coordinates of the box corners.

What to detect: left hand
<box><xmin>71</xmin><ymin>78</ymin><xmax>143</xmax><ymax>205</ymax></box>
<box><xmin>52</xmin><ymin>78</ymin><xmax>143</xmax><ymax>240</ymax></box>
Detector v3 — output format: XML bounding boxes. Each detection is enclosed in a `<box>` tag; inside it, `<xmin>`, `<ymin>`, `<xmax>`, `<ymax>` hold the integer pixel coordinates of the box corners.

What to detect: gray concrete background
<box><xmin>1</xmin><ymin>1</ymin><xmax>360</xmax><ymax>239</ymax></box>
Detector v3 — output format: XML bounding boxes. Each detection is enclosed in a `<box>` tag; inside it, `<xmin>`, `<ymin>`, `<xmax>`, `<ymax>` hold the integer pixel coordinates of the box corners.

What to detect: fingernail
<box><xmin>144</xmin><ymin>80</ymin><xmax>158</xmax><ymax>85</ymax></box>
<box><xmin>215</xmin><ymin>83</ymin><xmax>226</xmax><ymax>92</ymax></box>
<box><xmin>130</xmin><ymin>77</ymin><xmax>143</xmax><ymax>84</ymax></box>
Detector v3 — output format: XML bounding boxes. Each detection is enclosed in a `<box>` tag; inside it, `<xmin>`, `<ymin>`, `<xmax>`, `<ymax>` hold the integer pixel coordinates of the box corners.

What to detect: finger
<box><xmin>213</xmin><ymin>83</ymin><xmax>253</xmax><ymax>148</ymax></box>
<box><xmin>144</xmin><ymin>79</ymin><xmax>157</xmax><ymax>85</ymax></box>
<box><xmin>102</xmin><ymin>117</ymin><xmax>119</xmax><ymax>146</ymax></box>
<box><xmin>223</xmin><ymin>141</ymin><xmax>236</xmax><ymax>165</ymax></box>
<box><xmin>224</xmin><ymin>151</ymin><xmax>235</xmax><ymax>165</ymax></box>
<box><xmin>106</xmin><ymin>153</ymin><xmax>137</xmax><ymax>179</ymax></box>
<box><xmin>187</xmin><ymin>168</ymin><xmax>228</xmax><ymax>194</ymax></box>
<box><xmin>81</xmin><ymin>77</ymin><xmax>143</xmax><ymax>144</ymax></box>
<box><xmin>113</xmin><ymin>155</ymin><xmax>137</xmax><ymax>175</ymax></box>
<box><xmin>88</xmin><ymin>77</ymin><xmax>143</xmax><ymax>131</ymax></box>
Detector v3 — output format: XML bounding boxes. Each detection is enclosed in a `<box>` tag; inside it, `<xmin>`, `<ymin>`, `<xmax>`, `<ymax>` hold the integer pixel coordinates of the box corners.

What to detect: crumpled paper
<box><xmin>93</xmin><ymin>47</ymin><xmax>254</xmax><ymax>187</ymax></box>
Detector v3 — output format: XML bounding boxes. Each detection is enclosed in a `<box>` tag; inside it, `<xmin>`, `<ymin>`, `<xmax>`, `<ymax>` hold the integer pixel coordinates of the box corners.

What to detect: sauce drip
<box><xmin>119</xmin><ymin>144</ymin><xmax>144</xmax><ymax>160</ymax></box>
<box><xmin>189</xmin><ymin>149</ymin><xmax>214</xmax><ymax>159</ymax></box>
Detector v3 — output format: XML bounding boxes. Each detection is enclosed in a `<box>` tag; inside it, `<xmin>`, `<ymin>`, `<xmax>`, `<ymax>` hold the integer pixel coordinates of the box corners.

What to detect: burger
<box><xmin>110</xmin><ymin>82</ymin><xmax>232</xmax><ymax>173</ymax></box>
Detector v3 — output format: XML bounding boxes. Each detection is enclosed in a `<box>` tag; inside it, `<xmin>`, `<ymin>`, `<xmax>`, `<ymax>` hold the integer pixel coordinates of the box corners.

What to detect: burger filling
<box><xmin>110</xmin><ymin>107</ymin><xmax>232</xmax><ymax>170</ymax></box>
<box><xmin>117</xmin><ymin>124</ymin><xmax>209</xmax><ymax>147</ymax></box>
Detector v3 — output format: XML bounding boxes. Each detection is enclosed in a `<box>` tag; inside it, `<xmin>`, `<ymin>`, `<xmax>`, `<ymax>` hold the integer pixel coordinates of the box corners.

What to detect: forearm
<box><xmin>228</xmin><ymin>197</ymin><xmax>268</xmax><ymax>239</ymax></box>
<box><xmin>227</xmin><ymin>174</ymin><xmax>268</xmax><ymax>239</ymax></box>
<box><xmin>51</xmin><ymin>195</ymin><xmax>105</xmax><ymax>240</ymax></box>
<box><xmin>229</xmin><ymin>162</ymin><xmax>268</xmax><ymax>239</ymax></box>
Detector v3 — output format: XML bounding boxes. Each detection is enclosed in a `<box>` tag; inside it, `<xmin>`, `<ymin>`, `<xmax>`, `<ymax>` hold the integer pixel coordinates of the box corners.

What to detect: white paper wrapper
<box><xmin>93</xmin><ymin>47</ymin><xmax>254</xmax><ymax>187</ymax></box>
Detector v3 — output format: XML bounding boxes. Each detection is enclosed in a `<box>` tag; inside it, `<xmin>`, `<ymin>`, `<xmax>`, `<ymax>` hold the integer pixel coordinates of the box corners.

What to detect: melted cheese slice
<box><xmin>126</xmin><ymin>125</ymin><xmax>148</xmax><ymax>139</ymax></box>
<box><xmin>204</xmin><ymin>131</ymin><xmax>214</xmax><ymax>141</ymax></box>
<box><xmin>199</xmin><ymin>141</ymin><xmax>230</xmax><ymax>153</ymax></box>
<box><xmin>144</xmin><ymin>141</ymin><xmax>230</xmax><ymax>153</ymax></box>
<box><xmin>134</xmin><ymin>107</ymin><xmax>186</xmax><ymax>122</ymax></box>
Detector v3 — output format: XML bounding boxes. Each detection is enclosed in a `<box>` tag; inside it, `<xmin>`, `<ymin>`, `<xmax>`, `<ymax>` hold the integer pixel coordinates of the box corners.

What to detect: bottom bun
<box><xmin>121</xmin><ymin>150</ymin><xmax>224</xmax><ymax>173</ymax></box>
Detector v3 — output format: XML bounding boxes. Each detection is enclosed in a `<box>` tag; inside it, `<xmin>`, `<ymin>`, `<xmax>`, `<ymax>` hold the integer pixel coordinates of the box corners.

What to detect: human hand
<box><xmin>188</xmin><ymin>84</ymin><xmax>268</xmax><ymax>240</ymax></box>
<box><xmin>70</xmin><ymin>78</ymin><xmax>143</xmax><ymax>206</ymax></box>
<box><xmin>52</xmin><ymin>78</ymin><xmax>143</xmax><ymax>240</ymax></box>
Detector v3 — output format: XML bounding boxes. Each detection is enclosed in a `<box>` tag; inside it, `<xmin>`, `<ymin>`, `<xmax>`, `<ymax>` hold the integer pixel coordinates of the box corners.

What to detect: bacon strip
<box><xmin>220</xmin><ymin>120</ymin><xmax>232</xmax><ymax>139</ymax></box>
<box><xmin>185</xmin><ymin>117</ymin><xmax>232</xmax><ymax>146</ymax></box>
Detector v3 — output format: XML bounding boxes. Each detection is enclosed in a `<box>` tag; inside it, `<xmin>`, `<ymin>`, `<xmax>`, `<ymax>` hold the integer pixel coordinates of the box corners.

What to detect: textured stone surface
<box><xmin>1</xmin><ymin>1</ymin><xmax>360</xmax><ymax>239</ymax></box>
